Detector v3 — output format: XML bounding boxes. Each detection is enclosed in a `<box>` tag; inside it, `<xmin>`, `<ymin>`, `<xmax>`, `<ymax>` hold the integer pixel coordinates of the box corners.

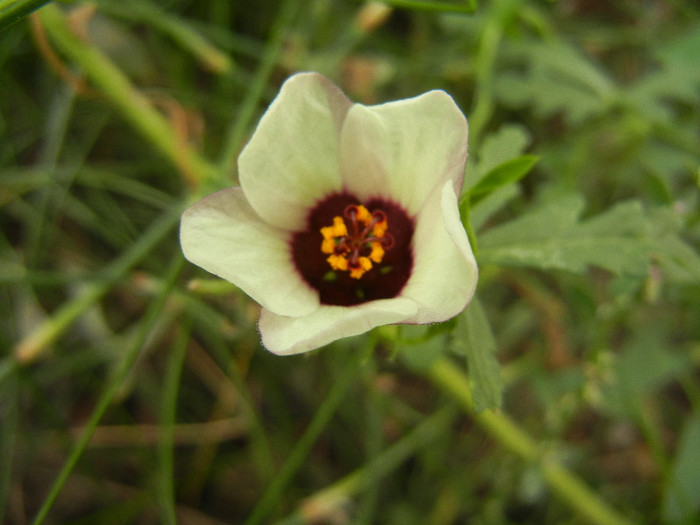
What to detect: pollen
<box><xmin>319</xmin><ymin>204</ymin><xmax>394</xmax><ymax>279</ymax></box>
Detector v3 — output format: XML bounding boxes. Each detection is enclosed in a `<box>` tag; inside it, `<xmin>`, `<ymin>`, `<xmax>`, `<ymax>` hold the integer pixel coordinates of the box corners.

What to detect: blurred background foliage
<box><xmin>1</xmin><ymin>0</ymin><xmax>699</xmax><ymax>524</ymax></box>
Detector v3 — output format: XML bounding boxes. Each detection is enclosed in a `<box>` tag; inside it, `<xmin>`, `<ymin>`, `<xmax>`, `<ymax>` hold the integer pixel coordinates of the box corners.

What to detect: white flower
<box><xmin>180</xmin><ymin>73</ymin><xmax>477</xmax><ymax>355</ymax></box>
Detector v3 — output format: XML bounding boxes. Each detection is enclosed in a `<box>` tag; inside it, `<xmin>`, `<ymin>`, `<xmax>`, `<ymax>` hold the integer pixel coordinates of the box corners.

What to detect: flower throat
<box><xmin>291</xmin><ymin>192</ymin><xmax>414</xmax><ymax>306</ymax></box>
<box><xmin>320</xmin><ymin>204</ymin><xmax>394</xmax><ymax>279</ymax></box>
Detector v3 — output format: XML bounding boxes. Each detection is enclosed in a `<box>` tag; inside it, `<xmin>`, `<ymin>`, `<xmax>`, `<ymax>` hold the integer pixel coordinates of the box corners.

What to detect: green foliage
<box><xmin>468</xmin><ymin>154</ymin><xmax>538</xmax><ymax>203</ymax></box>
<box><xmin>0</xmin><ymin>0</ymin><xmax>51</xmax><ymax>31</ymax></box>
<box><xmin>1</xmin><ymin>0</ymin><xmax>699</xmax><ymax>524</ymax></box>
<box><xmin>479</xmin><ymin>195</ymin><xmax>652</xmax><ymax>276</ymax></box>
<box><xmin>453</xmin><ymin>298</ymin><xmax>503</xmax><ymax>412</ymax></box>
<box><xmin>663</xmin><ymin>414</ymin><xmax>700</xmax><ymax>523</ymax></box>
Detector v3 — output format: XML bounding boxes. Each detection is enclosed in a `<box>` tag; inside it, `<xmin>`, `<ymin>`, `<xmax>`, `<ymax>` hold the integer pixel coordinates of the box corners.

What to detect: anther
<box><xmin>320</xmin><ymin>204</ymin><xmax>393</xmax><ymax>279</ymax></box>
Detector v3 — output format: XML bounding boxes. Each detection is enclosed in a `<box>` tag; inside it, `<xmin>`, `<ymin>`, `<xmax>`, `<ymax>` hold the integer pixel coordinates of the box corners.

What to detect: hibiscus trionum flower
<box><xmin>180</xmin><ymin>73</ymin><xmax>478</xmax><ymax>355</ymax></box>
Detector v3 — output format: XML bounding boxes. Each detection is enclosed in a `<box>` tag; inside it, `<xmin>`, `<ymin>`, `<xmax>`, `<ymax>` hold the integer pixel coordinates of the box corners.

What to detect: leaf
<box><xmin>647</xmin><ymin>207</ymin><xmax>700</xmax><ymax>284</ymax></box>
<box><xmin>662</xmin><ymin>414</ymin><xmax>700</xmax><ymax>523</ymax></box>
<box><xmin>466</xmin><ymin>124</ymin><xmax>532</xmax><ymax>191</ymax></box>
<box><xmin>469</xmin><ymin>155</ymin><xmax>538</xmax><ymax>201</ymax></box>
<box><xmin>602</xmin><ymin>328</ymin><xmax>690</xmax><ymax>419</ymax></box>
<box><xmin>0</xmin><ymin>0</ymin><xmax>51</xmax><ymax>32</ymax></box>
<box><xmin>628</xmin><ymin>26</ymin><xmax>700</xmax><ymax>121</ymax></box>
<box><xmin>496</xmin><ymin>40</ymin><xmax>615</xmax><ymax>124</ymax></box>
<box><xmin>478</xmin><ymin>194</ymin><xmax>652</xmax><ymax>276</ymax></box>
<box><xmin>462</xmin><ymin>125</ymin><xmax>532</xmax><ymax>229</ymax></box>
<box><xmin>453</xmin><ymin>298</ymin><xmax>503</xmax><ymax>411</ymax></box>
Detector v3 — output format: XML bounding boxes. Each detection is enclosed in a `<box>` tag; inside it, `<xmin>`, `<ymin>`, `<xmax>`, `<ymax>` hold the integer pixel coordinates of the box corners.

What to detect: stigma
<box><xmin>320</xmin><ymin>204</ymin><xmax>394</xmax><ymax>279</ymax></box>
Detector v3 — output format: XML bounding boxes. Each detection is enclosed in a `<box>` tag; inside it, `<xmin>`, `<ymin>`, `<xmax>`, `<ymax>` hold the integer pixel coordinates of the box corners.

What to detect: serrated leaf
<box><xmin>496</xmin><ymin>40</ymin><xmax>615</xmax><ymax>124</ymax></box>
<box><xmin>647</xmin><ymin>207</ymin><xmax>700</xmax><ymax>284</ymax></box>
<box><xmin>453</xmin><ymin>298</ymin><xmax>502</xmax><ymax>411</ymax></box>
<box><xmin>470</xmin><ymin>155</ymin><xmax>538</xmax><ymax>201</ymax></box>
<box><xmin>662</xmin><ymin>414</ymin><xmax>700</xmax><ymax>523</ymax></box>
<box><xmin>627</xmin><ymin>27</ymin><xmax>700</xmax><ymax>121</ymax></box>
<box><xmin>478</xmin><ymin>194</ymin><xmax>651</xmax><ymax>276</ymax></box>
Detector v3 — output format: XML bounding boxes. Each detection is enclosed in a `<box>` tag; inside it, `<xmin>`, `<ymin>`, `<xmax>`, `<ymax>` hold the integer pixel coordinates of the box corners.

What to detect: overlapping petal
<box><xmin>239</xmin><ymin>73</ymin><xmax>352</xmax><ymax>231</ymax></box>
<box><xmin>399</xmin><ymin>181</ymin><xmax>478</xmax><ymax>323</ymax></box>
<box><xmin>180</xmin><ymin>188</ymin><xmax>319</xmax><ymax>317</ymax></box>
<box><xmin>339</xmin><ymin>90</ymin><xmax>468</xmax><ymax>215</ymax></box>
<box><xmin>259</xmin><ymin>298</ymin><xmax>418</xmax><ymax>355</ymax></box>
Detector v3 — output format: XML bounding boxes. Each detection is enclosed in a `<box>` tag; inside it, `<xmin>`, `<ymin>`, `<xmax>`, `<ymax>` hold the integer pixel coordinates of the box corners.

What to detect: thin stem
<box><xmin>355</xmin><ymin>0</ymin><xmax>477</xmax><ymax>13</ymax></box>
<box><xmin>428</xmin><ymin>357</ymin><xmax>634</xmax><ymax>525</ymax></box>
<box><xmin>0</xmin><ymin>0</ymin><xmax>51</xmax><ymax>31</ymax></box>
<box><xmin>98</xmin><ymin>0</ymin><xmax>233</xmax><ymax>74</ymax></box>
<box><xmin>157</xmin><ymin>317</ymin><xmax>192</xmax><ymax>525</ymax></box>
<box><xmin>273</xmin><ymin>406</ymin><xmax>456</xmax><ymax>525</ymax></box>
<box><xmin>0</xmin><ymin>370</ymin><xmax>18</xmax><ymax>522</ymax></box>
<box><xmin>13</xmin><ymin>203</ymin><xmax>183</xmax><ymax>364</ymax></box>
<box><xmin>245</xmin><ymin>358</ymin><xmax>361</xmax><ymax>525</ymax></box>
<box><xmin>30</xmin><ymin>255</ymin><xmax>185</xmax><ymax>525</ymax></box>
<box><xmin>217</xmin><ymin>0</ymin><xmax>300</xmax><ymax>174</ymax></box>
<box><xmin>37</xmin><ymin>3</ymin><xmax>220</xmax><ymax>187</ymax></box>
<box><xmin>467</xmin><ymin>1</ymin><xmax>508</xmax><ymax>148</ymax></box>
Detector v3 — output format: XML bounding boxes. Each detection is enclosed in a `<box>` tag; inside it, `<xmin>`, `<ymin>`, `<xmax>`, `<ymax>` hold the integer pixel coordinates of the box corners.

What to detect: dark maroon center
<box><xmin>291</xmin><ymin>192</ymin><xmax>414</xmax><ymax>306</ymax></box>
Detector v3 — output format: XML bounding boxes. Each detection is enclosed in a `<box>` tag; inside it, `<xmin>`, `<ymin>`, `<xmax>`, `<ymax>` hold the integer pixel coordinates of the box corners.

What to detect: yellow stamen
<box><xmin>321</xmin><ymin>237</ymin><xmax>336</xmax><ymax>255</ymax></box>
<box><xmin>327</xmin><ymin>254</ymin><xmax>348</xmax><ymax>271</ymax></box>
<box><xmin>355</xmin><ymin>205</ymin><xmax>372</xmax><ymax>224</ymax></box>
<box><xmin>320</xmin><ymin>216</ymin><xmax>347</xmax><ymax>240</ymax></box>
<box><xmin>349</xmin><ymin>257</ymin><xmax>373</xmax><ymax>279</ymax></box>
<box><xmin>372</xmin><ymin>220</ymin><xmax>388</xmax><ymax>237</ymax></box>
<box><xmin>369</xmin><ymin>242</ymin><xmax>384</xmax><ymax>263</ymax></box>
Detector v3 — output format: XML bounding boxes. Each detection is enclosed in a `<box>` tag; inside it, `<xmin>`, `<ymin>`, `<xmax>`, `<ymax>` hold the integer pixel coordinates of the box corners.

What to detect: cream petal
<box><xmin>259</xmin><ymin>298</ymin><xmax>418</xmax><ymax>355</ymax></box>
<box><xmin>238</xmin><ymin>72</ymin><xmax>353</xmax><ymax>231</ymax></box>
<box><xmin>400</xmin><ymin>181</ymin><xmax>478</xmax><ymax>323</ymax></box>
<box><xmin>340</xmin><ymin>90</ymin><xmax>468</xmax><ymax>215</ymax></box>
<box><xmin>180</xmin><ymin>188</ymin><xmax>319</xmax><ymax>316</ymax></box>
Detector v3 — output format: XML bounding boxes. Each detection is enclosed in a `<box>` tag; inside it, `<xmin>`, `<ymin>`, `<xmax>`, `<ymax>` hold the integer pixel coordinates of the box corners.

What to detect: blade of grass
<box><xmin>96</xmin><ymin>0</ymin><xmax>233</xmax><ymax>74</ymax></box>
<box><xmin>37</xmin><ymin>3</ymin><xmax>220</xmax><ymax>187</ymax></box>
<box><xmin>13</xmin><ymin>201</ymin><xmax>184</xmax><ymax>364</ymax></box>
<box><xmin>273</xmin><ymin>405</ymin><xmax>457</xmax><ymax>525</ymax></box>
<box><xmin>30</xmin><ymin>254</ymin><xmax>185</xmax><ymax>525</ymax></box>
<box><xmin>156</xmin><ymin>316</ymin><xmax>192</xmax><ymax>525</ymax></box>
<box><xmin>0</xmin><ymin>367</ymin><xmax>18</xmax><ymax>523</ymax></box>
<box><xmin>217</xmin><ymin>0</ymin><xmax>301</xmax><ymax>175</ymax></box>
<box><xmin>468</xmin><ymin>0</ymin><xmax>516</xmax><ymax>148</ymax></box>
<box><xmin>353</xmin><ymin>0</ymin><xmax>477</xmax><ymax>13</ymax></box>
<box><xmin>0</xmin><ymin>0</ymin><xmax>51</xmax><ymax>31</ymax></box>
<box><xmin>245</xmin><ymin>355</ymin><xmax>362</xmax><ymax>525</ymax></box>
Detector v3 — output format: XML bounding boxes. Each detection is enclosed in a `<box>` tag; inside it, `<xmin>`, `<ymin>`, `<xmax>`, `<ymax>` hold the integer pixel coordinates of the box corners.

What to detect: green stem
<box><xmin>0</xmin><ymin>370</ymin><xmax>18</xmax><ymax>522</ymax></box>
<box><xmin>30</xmin><ymin>255</ymin><xmax>185</xmax><ymax>525</ymax></box>
<box><xmin>356</xmin><ymin>0</ymin><xmax>477</xmax><ymax>13</ymax></box>
<box><xmin>157</xmin><ymin>317</ymin><xmax>192</xmax><ymax>525</ymax></box>
<box><xmin>245</xmin><ymin>359</ymin><xmax>361</xmax><ymax>525</ymax></box>
<box><xmin>428</xmin><ymin>357</ymin><xmax>634</xmax><ymax>525</ymax></box>
<box><xmin>273</xmin><ymin>406</ymin><xmax>456</xmax><ymax>525</ymax></box>
<box><xmin>217</xmin><ymin>0</ymin><xmax>300</xmax><ymax>174</ymax></box>
<box><xmin>103</xmin><ymin>0</ymin><xmax>234</xmax><ymax>74</ymax></box>
<box><xmin>0</xmin><ymin>0</ymin><xmax>51</xmax><ymax>31</ymax></box>
<box><xmin>468</xmin><ymin>0</ymin><xmax>525</xmax><ymax>149</ymax></box>
<box><xmin>14</xmin><ymin>202</ymin><xmax>183</xmax><ymax>364</ymax></box>
<box><xmin>38</xmin><ymin>3</ymin><xmax>220</xmax><ymax>186</ymax></box>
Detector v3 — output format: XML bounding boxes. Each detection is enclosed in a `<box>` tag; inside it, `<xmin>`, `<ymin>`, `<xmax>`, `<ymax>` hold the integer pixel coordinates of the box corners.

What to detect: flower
<box><xmin>180</xmin><ymin>72</ymin><xmax>478</xmax><ymax>355</ymax></box>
